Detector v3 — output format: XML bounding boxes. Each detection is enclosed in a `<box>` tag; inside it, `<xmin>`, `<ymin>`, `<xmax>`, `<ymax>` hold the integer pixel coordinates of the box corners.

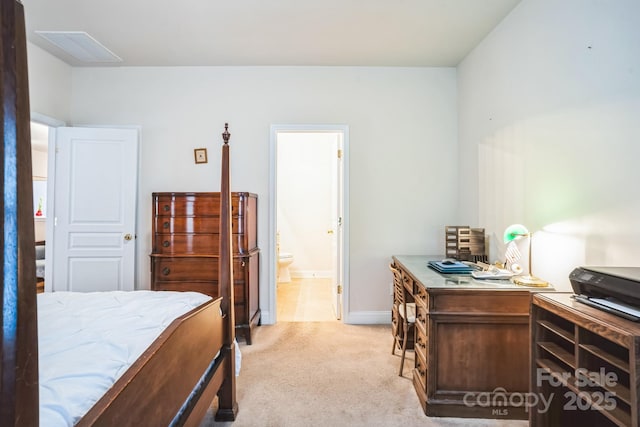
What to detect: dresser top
<box><xmin>392</xmin><ymin>255</ymin><xmax>555</xmax><ymax>291</ymax></box>
<box><xmin>152</xmin><ymin>191</ymin><xmax>257</xmax><ymax>197</ymax></box>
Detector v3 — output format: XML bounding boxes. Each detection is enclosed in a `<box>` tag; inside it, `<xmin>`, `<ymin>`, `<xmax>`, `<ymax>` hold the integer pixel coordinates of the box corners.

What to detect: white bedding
<box><xmin>38</xmin><ymin>291</ymin><xmax>212</xmax><ymax>427</ymax></box>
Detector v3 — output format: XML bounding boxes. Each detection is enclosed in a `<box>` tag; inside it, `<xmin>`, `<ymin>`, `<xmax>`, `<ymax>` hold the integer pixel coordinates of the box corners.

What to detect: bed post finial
<box><xmin>222</xmin><ymin>123</ymin><xmax>230</xmax><ymax>145</ymax></box>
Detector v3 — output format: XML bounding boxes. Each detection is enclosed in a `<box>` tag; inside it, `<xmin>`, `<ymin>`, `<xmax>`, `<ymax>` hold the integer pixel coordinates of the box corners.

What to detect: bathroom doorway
<box><xmin>269</xmin><ymin>125</ymin><xmax>349</xmax><ymax>323</ymax></box>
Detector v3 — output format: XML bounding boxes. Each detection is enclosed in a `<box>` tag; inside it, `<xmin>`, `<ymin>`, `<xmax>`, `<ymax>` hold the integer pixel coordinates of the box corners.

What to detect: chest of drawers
<box><xmin>150</xmin><ymin>192</ymin><xmax>260</xmax><ymax>344</ymax></box>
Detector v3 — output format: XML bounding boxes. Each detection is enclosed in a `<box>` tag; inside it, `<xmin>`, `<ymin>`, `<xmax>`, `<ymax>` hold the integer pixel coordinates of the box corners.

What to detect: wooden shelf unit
<box><xmin>531</xmin><ymin>293</ymin><xmax>640</xmax><ymax>427</ymax></box>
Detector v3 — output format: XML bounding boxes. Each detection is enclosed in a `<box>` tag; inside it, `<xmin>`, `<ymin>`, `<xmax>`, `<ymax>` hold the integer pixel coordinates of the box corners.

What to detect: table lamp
<box><xmin>503</xmin><ymin>224</ymin><xmax>548</xmax><ymax>287</ymax></box>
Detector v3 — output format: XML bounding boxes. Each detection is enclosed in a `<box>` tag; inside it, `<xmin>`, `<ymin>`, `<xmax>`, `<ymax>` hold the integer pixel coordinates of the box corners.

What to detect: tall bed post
<box><xmin>216</xmin><ymin>123</ymin><xmax>238</xmax><ymax>420</ymax></box>
<box><xmin>0</xmin><ymin>0</ymin><xmax>39</xmax><ymax>425</ymax></box>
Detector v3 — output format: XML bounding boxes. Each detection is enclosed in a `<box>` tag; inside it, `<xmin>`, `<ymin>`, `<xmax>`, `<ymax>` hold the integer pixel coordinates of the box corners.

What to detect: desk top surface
<box><xmin>393</xmin><ymin>255</ymin><xmax>555</xmax><ymax>291</ymax></box>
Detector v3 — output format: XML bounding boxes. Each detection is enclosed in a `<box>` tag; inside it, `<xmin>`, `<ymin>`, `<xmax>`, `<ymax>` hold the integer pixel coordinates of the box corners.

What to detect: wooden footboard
<box><xmin>77</xmin><ymin>297</ymin><xmax>224</xmax><ymax>427</ymax></box>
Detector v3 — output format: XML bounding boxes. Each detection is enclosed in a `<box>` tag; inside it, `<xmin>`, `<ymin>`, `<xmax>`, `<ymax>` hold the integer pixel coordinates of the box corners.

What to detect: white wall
<box><xmin>69</xmin><ymin>66</ymin><xmax>458</xmax><ymax>320</ymax></box>
<box><xmin>27</xmin><ymin>41</ymin><xmax>70</xmax><ymax>246</ymax></box>
<box><xmin>277</xmin><ymin>133</ymin><xmax>335</xmax><ymax>278</ymax></box>
<box><xmin>27</xmin><ymin>42</ymin><xmax>72</xmax><ymax>123</ymax></box>
<box><xmin>458</xmin><ymin>0</ymin><xmax>640</xmax><ymax>290</ymax></box>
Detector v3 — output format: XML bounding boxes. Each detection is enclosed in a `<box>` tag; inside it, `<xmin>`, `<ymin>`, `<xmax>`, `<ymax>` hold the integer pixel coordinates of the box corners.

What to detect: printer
<box><xmin>570</xmin><ymin>266</ymin><xmax>640</xmax><ymax>321</ymax></box>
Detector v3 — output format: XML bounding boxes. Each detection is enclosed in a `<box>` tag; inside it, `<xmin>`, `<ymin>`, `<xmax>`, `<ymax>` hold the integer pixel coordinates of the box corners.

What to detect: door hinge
<box><xmin>337</xmin><ymin>284</ymin><xmax>342</xmax><ymax>294</ymax></box>
<box><xmin>337</xmin><ymin>149</ymin><xmax>342</xmax><ymax>159</ymax></box>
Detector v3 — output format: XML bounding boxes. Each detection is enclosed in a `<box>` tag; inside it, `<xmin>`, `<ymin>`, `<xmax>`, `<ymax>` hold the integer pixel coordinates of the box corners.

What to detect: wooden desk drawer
<box><xmin>414</xmin><ymin>285</ymin><xmax>428</xmax><ymax>308</ymax></box>
<box><xmin>414</xmin><ymin>352</ymin><xmax>427</xmax><ymax>390</ymax></box>
<box><xmin>415</xmin><ymin>304</ymin><xmax>428</xmax><ymax>332</ymax></box>
<box><xmin>432</xmin><ymin>292</ymin><xmax>530</xmax><ymax>314</ymax></box>
<box><xmin>415</xmin><ymin>327</ymin><xmax>428</xmax><ymax>362</ymax></box>
<box><xmin>402</xmin><ymin>273</ymin><xmax>414</xmax><ymax>294</ymax></box>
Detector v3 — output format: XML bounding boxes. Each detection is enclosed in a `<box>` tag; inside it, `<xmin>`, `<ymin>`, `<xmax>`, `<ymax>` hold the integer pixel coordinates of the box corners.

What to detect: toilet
<box><xmin>278</xmin><ymin>253</ymin><xmax>294</xmax><ymax>283</ymax></box>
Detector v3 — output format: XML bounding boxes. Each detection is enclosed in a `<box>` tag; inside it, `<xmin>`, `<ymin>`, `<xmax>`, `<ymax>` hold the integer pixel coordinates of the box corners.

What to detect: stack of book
<box><xmin>428</xmin><ymin>260</ymin><xmax>473</xmax><ymax>274</ymax></box>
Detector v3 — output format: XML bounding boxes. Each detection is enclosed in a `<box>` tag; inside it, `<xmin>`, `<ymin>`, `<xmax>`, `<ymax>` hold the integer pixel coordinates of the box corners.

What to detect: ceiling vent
<box><xmin>35</xmin><ymin>31</ymin><xmax>122</xmax><ymax>63</ymax></box>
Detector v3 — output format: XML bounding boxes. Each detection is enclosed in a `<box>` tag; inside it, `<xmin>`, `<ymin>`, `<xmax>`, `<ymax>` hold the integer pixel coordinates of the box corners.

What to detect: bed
<box><xmin>0</xmin><ymin>1</ymin><xmax>238</xmax><ymax>425</ymax></box>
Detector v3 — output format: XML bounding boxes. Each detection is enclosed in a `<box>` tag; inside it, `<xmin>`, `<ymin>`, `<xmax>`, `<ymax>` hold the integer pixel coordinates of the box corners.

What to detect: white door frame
<box><xmin>33</xmin><ymin>114</ymin><xmax>142</xmax><ymax>292</ymax></box>
<box><xmin>268</xmin><ymin>124</ymin><xmax>350</xmax><ymax>325</ymax></box>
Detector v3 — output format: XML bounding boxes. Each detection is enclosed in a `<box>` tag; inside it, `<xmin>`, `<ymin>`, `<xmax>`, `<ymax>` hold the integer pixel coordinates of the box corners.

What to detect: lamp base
<box><xmin>511</xmin><ymin>274</ymin><xmax>549</xmax><ymax>287</ymax></box>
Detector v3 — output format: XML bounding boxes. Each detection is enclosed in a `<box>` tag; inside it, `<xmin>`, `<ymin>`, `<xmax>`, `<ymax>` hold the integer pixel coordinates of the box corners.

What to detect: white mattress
<box><xmin>38</xmin><ymin>290</ymin><xmax>212</xmax><ymax>427</ymax></box>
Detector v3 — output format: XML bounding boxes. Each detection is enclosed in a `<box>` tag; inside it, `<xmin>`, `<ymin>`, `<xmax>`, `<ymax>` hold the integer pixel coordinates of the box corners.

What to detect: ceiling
<box><xmin>22</xmin><ymin>0</ymin><xmax>521</xmax><ymax>67</ymax></box>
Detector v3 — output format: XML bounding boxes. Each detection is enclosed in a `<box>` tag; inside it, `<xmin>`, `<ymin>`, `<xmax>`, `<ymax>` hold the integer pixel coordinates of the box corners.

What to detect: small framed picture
<box><xmin>194</xmin><ymin>148</ymin><xmax>208</xmax><ymax>164</ymax></box>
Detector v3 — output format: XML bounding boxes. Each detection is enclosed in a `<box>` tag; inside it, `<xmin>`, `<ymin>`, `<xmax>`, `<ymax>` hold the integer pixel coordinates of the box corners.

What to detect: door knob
<box><xmin>327</xmin><ymin>230</ymin><xmax>334</xmax><ymax>234</ymax></box>
<box><xmin>124</xmin><ymin>233</ymin><xmax>133</xmax><ymax>241</ymax></box>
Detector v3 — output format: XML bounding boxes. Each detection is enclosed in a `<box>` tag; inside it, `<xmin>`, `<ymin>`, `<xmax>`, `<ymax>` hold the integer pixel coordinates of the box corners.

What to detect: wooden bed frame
<box><xmin>0</xmin><ymin>1</ymin><xmax>237</xmax><ymax>425</ymax></box>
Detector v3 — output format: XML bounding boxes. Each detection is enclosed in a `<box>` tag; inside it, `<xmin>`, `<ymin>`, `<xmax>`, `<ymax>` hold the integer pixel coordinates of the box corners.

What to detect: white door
<box><xmin>330</xmin><ymin>134</ymin><xmax>344</xmax><ymax>319</ymax></box>
<box><xmin>51</xmin><ymin>127</ymin><xmax>138</xmax><ymax>292</ymax></box>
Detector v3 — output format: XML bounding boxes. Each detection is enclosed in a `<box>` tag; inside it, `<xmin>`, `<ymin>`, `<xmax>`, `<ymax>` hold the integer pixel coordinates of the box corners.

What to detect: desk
<box><xmin>392</xmin><ymin>255</ymin><xmax>554</xmax><ymax>419</ymax></box>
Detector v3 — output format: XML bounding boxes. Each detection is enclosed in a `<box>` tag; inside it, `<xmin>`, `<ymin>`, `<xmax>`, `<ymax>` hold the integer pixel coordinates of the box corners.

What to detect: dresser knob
<box><xmin>163</xmin><ymin>205</ymin><xmax>170</xmax><ymax>212</ymax></box>
<box><xmin>163</xmin><ymin>221</ymin><xmax>170</xmax><ymax>228</ymax></box>
<box><xmin>162</xmin><ymin>267</ymin><xmax>170</xmax><ymax>275</ymax></box>
<box><xmin>163</xmin><ymin>241</ymin><xmax>170</xmax><ymax>247</ymax></box>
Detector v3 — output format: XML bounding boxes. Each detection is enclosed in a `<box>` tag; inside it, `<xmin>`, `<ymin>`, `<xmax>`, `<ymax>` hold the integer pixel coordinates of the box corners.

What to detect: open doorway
<box><xmin>31</xmin><ymin>121</ymin><xmax>49</xmax><ymax>242</ymax></box>
<box><xmin>269</xmin><ymin>125</ymin><xmax>349</xmax><ymax>324</ymax></box>
<box><xmin>30</xmin><ymin>113</ymin><xmax>65</xmax><ymax>292</ymax></box>
<box><xmin>31</xmin><ymin>120</ymin><xmax>49</xmax><ymax>293</ymax></box>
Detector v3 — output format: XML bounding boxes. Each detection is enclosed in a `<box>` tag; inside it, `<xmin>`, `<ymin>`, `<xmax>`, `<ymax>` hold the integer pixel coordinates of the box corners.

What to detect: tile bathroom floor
<box><xmin>276</xmin><ymin>277</ymin><xmax>337</xmax><ymax>322</ymax></box>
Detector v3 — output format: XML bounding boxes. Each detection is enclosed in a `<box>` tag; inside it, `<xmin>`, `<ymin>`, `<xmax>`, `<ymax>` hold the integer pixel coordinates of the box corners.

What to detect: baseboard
<box><xmin>260</xmin><ymin>310</ymin><xmax>274</xmax><ymax>325</ymax></box>
<box><xmin>343</xmin><ymin>310</ymin><xmax>391</xmax><ymax>325</ymax></box>
<box><xmin>262</xmin><ymin>310</ymin><xmax>390</xmax><ymax>325</ymax></box>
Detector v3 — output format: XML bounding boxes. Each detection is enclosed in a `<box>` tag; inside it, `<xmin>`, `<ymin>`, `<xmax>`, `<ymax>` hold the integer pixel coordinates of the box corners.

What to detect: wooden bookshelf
<box><xmin>531</xmin><ymin>293</ymin><xmax>640</xmax><ymax>427</ymax></box>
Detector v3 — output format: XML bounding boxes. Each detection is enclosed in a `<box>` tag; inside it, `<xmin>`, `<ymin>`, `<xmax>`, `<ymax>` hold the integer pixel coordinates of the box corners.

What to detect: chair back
<box><xmin>389</xmin><ymin>263</ymin><xmax>406</xmax><ymax>307</ymax></box>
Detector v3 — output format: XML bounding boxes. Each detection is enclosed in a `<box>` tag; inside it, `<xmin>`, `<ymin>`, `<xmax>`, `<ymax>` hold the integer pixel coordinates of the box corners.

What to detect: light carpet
<box><xmin>201</xmin><ymin>321</ymin><xmax>528</xmax><ymax>427</ymax></box>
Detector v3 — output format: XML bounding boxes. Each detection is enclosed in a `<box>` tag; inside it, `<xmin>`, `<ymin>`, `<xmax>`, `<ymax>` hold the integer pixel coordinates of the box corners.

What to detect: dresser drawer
<box><xmin>152</xmin><ymin>256</ymin><xmax>252</xmax><ymax>282</ymax></box>
<box><xmin>154</xmin><ymin>234</ymin><xmax>217</xmax><ymax>254</ymax></box>
<box><xmin>154</xmin><ymin>194</ymin><xmax>247</xmax><ymax>217</ymax></box>
<box><xmin>152</xmin><ymin>280</ymin><xmax>246</xmax><ymax>304</ymax></box>
<box><xmin>152</xmin><ymin>258</ymin><xmax>217</xmax><ymax>281</ymax></box>
<box><xmin>153</xmin><ymin>216</ymin><xmax>242</xmax><ymax>234</ymax></box>
<box><xmin>152</xmin><ymin>281</ymin><xmax>218</xmax><ymax>297</ymax></box>
<box><xmin>153</xmin><ymin>233</ymin><xmax>254</xmax><ymax>255</ymax></box>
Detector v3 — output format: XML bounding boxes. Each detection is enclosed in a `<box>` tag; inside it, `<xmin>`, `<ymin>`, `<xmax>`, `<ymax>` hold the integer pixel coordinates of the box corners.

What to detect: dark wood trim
<box><xmin>1</xmin><ymin>35</ymin><xmax>237</xmax><ymax>425</ymax></box>
<box><xmin>215</xmin><ymin>123</ymin><xmax>238</xmax><ymax>419</ymax></box>
<box><xmin>1</xmin><ymin>1</ymin><xmax>39</xmax><ymax>425</ymax></box>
